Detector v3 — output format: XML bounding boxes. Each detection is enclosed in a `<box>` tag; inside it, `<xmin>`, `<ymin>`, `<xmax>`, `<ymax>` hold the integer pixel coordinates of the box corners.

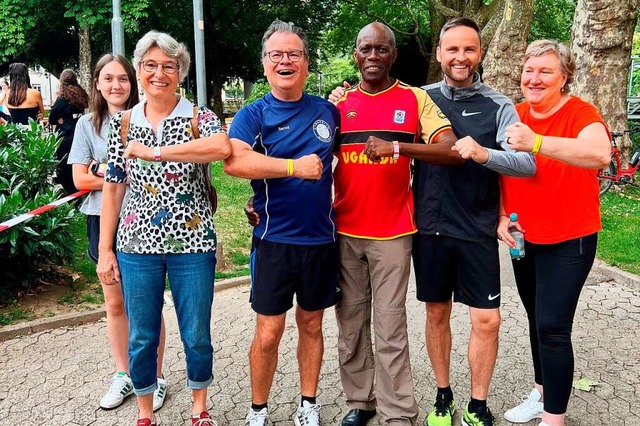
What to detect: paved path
<box><xmin>1</xmin><ymin>247</ymin><xmax>639</xmax><ymax>425</ymax></box>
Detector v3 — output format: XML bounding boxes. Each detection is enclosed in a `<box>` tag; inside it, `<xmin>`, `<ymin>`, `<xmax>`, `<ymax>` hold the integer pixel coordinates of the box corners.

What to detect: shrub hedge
<box><xmin>0</xmin><ymin>121</ymin><xmax>76</xmax><ymax>304</ymax></box>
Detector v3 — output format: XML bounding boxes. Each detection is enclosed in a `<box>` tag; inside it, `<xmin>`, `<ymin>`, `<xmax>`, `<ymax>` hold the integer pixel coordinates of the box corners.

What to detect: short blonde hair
<box><xmin>133</xmin><ymin>31</ymin><xmax>191</xmax><ymax>82</ymax></box>
<box><xmin>524</xmin><ymin>40</ymin><xmax>575</xmax><ymax>91</ymax></box>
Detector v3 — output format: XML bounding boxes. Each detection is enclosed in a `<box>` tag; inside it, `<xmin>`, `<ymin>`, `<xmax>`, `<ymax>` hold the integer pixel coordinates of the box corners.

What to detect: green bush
<box><xmin>0</xmin><ymin>122</ymin><xmax>76</xmax><ymax>304</ymax></box>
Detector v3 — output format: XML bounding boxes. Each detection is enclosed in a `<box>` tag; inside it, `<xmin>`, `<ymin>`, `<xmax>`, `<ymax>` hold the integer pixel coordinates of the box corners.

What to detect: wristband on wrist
<box><xmin>286</xmin><ymin>159</ymin><xmax>294</xmax><ymax>177</ymax></box>
<box><xmin>392</xmin><ymin>141</ymin><xmax>400</xmax><ymax>160</ymax></box>
<box><xmin>532</xmin><ymin>134</ymin><xmax>543</xmax><ymax>154</ymax></box>
<box><xmin>153</xmin><ymin>146</ymin><xmax>162</xmax><ymax>162</ymax></box>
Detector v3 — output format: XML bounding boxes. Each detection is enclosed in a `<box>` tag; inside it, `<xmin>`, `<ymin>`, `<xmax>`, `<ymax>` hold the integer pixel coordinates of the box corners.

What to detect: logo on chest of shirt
<box><xmin>394</xmin><ymin>110</ymin><xmax>406</xmax><ymax>124</ymax></box>
<box><xmin>346</xmin><ymin>111</ymin><xmax>357</xmax><ymax>120</ymax></box>
<box><xmin>313</xmin><ymin>119</ymin><xmax>332</xmax><ymax>143</ymax></box>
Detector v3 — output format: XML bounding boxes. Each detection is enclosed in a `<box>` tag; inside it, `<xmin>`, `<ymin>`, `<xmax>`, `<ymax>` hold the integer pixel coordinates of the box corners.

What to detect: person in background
<box><xmin>5</xmin><ymin>63</ymin><xmax>44</xmax><ymax>125</ymax></box>
<box><xmin>500</xmin><ymin>40</ymin><xmax>611</xmax><ymax>426</ymax></box>
<box><xmin>68</xmin><ymin>53</ymin><xmax>169</xmax><ymax>413</ymax></box>
<box><xmin>224</xmin><ymin>19</ymin><xmax>340</xmax><ymax>426</ymax></box>
<box><xmin>97</xmin><ymin>31</ymin><xmax>231</xmax><ymax>426</ymax></box>
<box><xmin>50</xmin><ymin>69</ymin><xmax>89</xmax><ymax>195</ymax></box>
<box><xmin>0</xmin><ymin>79</ymin><xmax>11</xmax><ymax>122</ymax></box>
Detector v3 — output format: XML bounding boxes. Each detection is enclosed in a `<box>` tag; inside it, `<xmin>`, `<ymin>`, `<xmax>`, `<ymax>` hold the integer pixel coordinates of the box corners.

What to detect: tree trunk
<box><xmin>571</xmin><ymin>0</ymin><xmax>640</xmax><ymax>164</ymax></box>
<box><xmin>483</xmin><ymin>0</ymin><xmax>534</xmax><ymax>102</ymax></box>
<box><xmin>78</xmin><ymin>26</ymin><xmax>92</xmax><ymax>94</ymax></box>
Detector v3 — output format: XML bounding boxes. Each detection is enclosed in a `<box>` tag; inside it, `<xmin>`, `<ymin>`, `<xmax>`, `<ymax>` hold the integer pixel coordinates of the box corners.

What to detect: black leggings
<box><xmin>511</xmin><ymin>233</ymin><xmax>597</xmax><ymax>415</ymax></box>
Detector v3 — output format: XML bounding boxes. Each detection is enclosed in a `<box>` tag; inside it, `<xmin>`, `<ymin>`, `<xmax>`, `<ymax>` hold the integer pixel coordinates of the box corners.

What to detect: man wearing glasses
<box><xmin>224</xmin><ymin>20</ymin><xmax>340</xmax><ymax>426</ymax></box>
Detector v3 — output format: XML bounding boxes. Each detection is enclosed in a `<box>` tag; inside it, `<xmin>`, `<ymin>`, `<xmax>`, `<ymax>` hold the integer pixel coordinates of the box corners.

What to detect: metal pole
<box><xmin>112</xmin><ymin>0</ymin><xmax>125</xmax><ymax>55</ymax></box>
<box><xmin>193</xmin><ymin>0</ymin><xmax>207</xmax><ymax>107</ymax></box>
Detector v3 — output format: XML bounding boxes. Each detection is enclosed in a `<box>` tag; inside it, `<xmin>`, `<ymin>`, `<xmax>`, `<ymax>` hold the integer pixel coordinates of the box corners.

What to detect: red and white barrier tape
<box><xmin>0</xmin><ymin>190</ymin><xmax>89</xmax><ymax>233</ymax></box>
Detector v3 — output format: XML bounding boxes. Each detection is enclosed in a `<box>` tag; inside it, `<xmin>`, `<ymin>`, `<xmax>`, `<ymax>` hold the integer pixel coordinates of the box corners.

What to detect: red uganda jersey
<box><xmin>501</xmin><ymin>96</ymin><xmax>609</xmax><ymax>244</ymax></box>
<box><xmin>334</xmin><ymin>80</ymin><xmax>451</xmax><ymax>240</ymax></box>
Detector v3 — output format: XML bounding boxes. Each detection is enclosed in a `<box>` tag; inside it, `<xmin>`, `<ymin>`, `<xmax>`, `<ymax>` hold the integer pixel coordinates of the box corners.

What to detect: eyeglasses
<box><xmin>141</xmin><ymin>60</ymin><xmax>180</xmax><ymax>75</ymax></box>
<box><xmin>264</xmin><ymin>50</ymin><xmax>305</xmax><ymax>64</ymax></box>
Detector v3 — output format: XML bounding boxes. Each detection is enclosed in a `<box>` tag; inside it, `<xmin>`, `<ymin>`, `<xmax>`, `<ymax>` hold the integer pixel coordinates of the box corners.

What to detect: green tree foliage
<box><xmin>324</xmin><ymin>0</ymin><xmax>430</xmax><ymax>58</ymax></box>
<box><xmin>530</xmin><ymin>0</ymin><xmax>577</xmax><ymax>42</ymax></box>
<box><xmin>0</xmin><ymin>0</ymin><xmax>77</xmax><ymax>75</ymax></box>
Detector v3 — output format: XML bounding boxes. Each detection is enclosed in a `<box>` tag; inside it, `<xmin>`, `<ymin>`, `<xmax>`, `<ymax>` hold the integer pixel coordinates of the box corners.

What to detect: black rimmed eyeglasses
<box><xmin>264</xmin><ymin>50</ymin><xmax>305</xmax><ymax>63</ymax></box>
<box><xmin>141</xmin><ymin>60</ymin><xmax>180</xmax><ymax>75</ymax></box>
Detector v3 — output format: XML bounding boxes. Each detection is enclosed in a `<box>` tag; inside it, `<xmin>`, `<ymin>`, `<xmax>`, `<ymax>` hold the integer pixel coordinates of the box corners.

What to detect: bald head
<box><xmin>356</xmin><ymin>22</ymin><xmax>396</xmax><ymax>49</ymax></box>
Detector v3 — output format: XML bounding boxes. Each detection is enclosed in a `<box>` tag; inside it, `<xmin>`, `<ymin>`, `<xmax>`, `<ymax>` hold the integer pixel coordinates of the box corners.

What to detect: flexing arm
<box><xmin>453</xmin><ymin>103</ymin><xmax>536</xmax><ymax>177</ymax></box>
<box><xmin>223</xmin><ymin>138</ymin><xmax>322</xmax><ymax>180</ymax></box>
<box><xmin>505</xmin><ymin>121</ymin><xmax>610</xmax><ymax>169</ymax></box>
<box><xmin>365</xmin><ymin>129</ymin><xmax>464</xmax><ymax>165</ymax></box>
<box><xmin>124</xmin><ymin>133</ymin><xmax>231</xmax><ymax>163</ymax></box>
<box><xmin>96</xmin><ymin>182</ymin><xmax>126</xmax><ymax>285</ymax></box>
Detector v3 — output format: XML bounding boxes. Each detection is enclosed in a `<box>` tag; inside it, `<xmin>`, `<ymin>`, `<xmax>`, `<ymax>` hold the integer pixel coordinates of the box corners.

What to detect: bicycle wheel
<box><xmin>598</xmin><ymin>160</ymin><xmax>616</xmax><ymax>196</ymax></box>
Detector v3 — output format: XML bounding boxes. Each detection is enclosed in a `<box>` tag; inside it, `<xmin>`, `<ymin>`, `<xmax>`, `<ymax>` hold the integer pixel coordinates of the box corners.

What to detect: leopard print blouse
<box><xmin>105</xmin><ymin>97</ymin><xmax>224</xmax><ymax>254</ymax></box>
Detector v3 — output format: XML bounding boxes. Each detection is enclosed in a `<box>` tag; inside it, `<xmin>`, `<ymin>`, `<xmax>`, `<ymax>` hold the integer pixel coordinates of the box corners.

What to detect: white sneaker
<box><xmin>294</xmin><ymin>401</ymin><xmax>321</xmax><ymax>426</ymax></box>
<box><xmin>100</xmin><ymin>372</ymin><xmax>133</xmax><ymax>409</ymax></box>
<box><xmin>153</xmin><ymin>377</ymin><xmax>167</xmax><ymax>411</ymax></box>
<box><xmin>245</xmin><ymin>407</ymin><xmax>270</xmax><ymax>426</ymax></box>
<box><xmin>504</xmin><ymin>388</ymin><xmax>543</xmax><ymax>423</ymax></box>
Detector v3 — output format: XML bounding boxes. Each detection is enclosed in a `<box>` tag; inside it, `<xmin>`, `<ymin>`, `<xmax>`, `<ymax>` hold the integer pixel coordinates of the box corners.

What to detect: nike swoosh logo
<box><xmin>462</xmin><ymin>110</ymin><xmax>482</xmax><ymax>117</ymax></box>
<box><xmin>488</xmin><ymin>293</ymin><xmax>500</xmax><ymax>301</ymax></box>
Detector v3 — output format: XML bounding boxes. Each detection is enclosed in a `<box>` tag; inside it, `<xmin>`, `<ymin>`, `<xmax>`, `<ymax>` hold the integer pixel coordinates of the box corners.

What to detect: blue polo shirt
<box><xmin>229</xmin><ymin>92</ymin><xmax>339</xmax><ymax>245</ymax></box>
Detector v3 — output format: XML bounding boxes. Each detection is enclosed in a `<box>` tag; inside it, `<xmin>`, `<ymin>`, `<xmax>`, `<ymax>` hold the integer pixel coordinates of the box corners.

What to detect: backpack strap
<box><xmin>191</xmin><ymin>106</ymin><xmax>200</xmax><ymax>139</ymax></box>
<box><xmin>120</xmin><ymin>109</ymin><xmax>132</xmax><ymax>147</ymax></box>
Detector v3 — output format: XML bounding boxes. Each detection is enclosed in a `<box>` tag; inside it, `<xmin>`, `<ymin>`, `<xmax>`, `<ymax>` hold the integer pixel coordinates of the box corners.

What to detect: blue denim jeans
<box><xmin>117</xmin><ymin>251</ymin><xmax>216</xmax><ymax>396</ymax></box>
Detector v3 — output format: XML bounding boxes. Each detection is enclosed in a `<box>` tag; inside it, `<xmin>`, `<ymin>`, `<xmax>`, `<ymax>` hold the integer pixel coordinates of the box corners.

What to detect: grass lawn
<box><xmin>597</xmin><ymin>185</ymin><xmax>640</xmax><ymax>275</ymax></box>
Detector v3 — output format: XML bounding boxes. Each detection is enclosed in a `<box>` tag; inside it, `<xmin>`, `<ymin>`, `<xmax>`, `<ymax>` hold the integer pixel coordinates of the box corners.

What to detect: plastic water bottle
<box><xmin>508</xmin><ymin>213</ymin><xmax>525</xmax><ymax>260</ymax></box>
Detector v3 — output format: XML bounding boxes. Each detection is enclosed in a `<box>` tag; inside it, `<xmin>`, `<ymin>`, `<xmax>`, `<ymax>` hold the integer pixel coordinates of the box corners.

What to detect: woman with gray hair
<box><xmin>97</xmin><ymin>30</ymin><xmax>231</xmax><ymax>426</ymax></box>
<box><xmin>499</xmin><ymin>40</ymin><xmax>611</xmax><ymax>426</ymax></box>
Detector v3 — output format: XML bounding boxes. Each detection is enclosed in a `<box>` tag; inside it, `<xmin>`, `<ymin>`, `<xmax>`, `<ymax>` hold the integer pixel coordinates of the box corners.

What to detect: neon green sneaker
<box><xmin>424</xmin><ymin>394</ymin><xmax>455</xmax><ymax>426</ymax></box>
<box><xmin>462</xmin><ymin>404</ymin><xmax>494</xmax><ymax>426</ymax></box>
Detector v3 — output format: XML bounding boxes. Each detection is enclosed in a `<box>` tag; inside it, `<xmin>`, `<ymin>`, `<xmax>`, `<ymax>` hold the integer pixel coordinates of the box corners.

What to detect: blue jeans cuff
<box><xmin>188</xmin><ymin>374</ymin><xmax>213</xmax><ymax>390</ymax></box>
<box><xmin>134</xmin><ymin>381</ymin><xmax>157</xmax><ymax>397</ymax></box>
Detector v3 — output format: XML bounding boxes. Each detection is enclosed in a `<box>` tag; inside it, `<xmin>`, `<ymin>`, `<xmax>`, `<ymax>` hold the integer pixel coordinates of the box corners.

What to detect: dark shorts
<box><xmin>86</xmin><ymin>215</ymin><xmax>117</xmax><ymax>264</ymax></box>
<box><xmin>249</xmin><ymin>237</ymin><xmax>341</xmax><ymax>315</ymax></box>
<box><xmin>413</xmin><ymin>234</ymin><xmax>500</xmax><ymax>308</ymax></box>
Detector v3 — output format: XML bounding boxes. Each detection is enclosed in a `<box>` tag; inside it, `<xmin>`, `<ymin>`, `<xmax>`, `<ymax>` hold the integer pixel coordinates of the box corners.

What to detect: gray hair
<box><xmin>261</xmin><ymin>19</ymin><xmax>309</xmax><ymax>59</ymax></box>
<box><xmin>524</xmin><ymin>39</ymin><xmax>575</xmax><ymax>92</ymax></box>
<box><xmin>133</xmin><ymin>31</ymin><xmax>191</xmax><ymax>82</ymax></box>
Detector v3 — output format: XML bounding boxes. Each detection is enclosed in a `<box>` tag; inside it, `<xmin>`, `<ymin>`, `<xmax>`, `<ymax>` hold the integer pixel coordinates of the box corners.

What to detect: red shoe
<box><xmin>137</xmin><ymin>419</ymin><xmax>157</xmax><ymax>426</ymax></box>
<box><xmin>192</xmin><ymin>411</ymin><xmax>217</xmax><ymax>425</ymax></box>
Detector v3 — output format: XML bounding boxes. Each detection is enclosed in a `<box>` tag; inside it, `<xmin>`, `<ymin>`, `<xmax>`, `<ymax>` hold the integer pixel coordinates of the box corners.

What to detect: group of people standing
<box><xmin>234</xmin><ymin>16</ymin><xmax>610</xmax><ymax>426</ymax></box>
<box><xmin>49</xmin><ymin>14</ymin><xmax>609</xmax><ymax>426</ymax></box>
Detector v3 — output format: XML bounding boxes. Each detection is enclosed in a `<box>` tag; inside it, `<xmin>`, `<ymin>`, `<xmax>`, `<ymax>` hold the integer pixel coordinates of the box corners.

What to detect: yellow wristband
<box><xmin>532</xmin><ymin>134</ymin><xmax>543</xmax><ymax>154</ymax></box>
<box><xmin>287</xmin><ymin>159</ymin><xmax>294</xmax><ymax>177</ymax></box>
